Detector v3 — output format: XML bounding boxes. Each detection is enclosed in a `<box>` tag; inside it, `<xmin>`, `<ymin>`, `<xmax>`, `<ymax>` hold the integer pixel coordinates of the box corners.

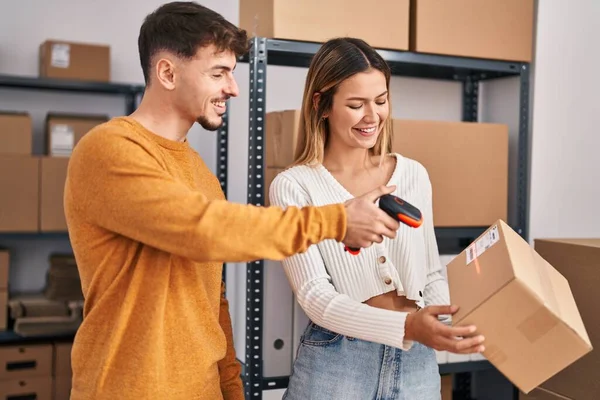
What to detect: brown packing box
<box><xmin>0</xmin><ymin>377</ymin><xmax>53</xmax><ymax>400</ymax></box>
<box><xmin>532</xmin><ymin>239</ymin><xmax>600</xmax><ymax>400</ymax></box>
<box><xmin>53</xmin><ymin>342</ymin><xmax>73</xmax><ymax>399</ymax></box>
<box><xmin>392</xmin><ymin>119</ymin><xmax>508</xmax><ymax>227</ymax></box>
<box><xmin>40</xmin><ymin>157</ymin><xmax>70</xmax><ymax>232</ymax></box>
<box><xmin>0</xmin><ymin>112</ymin><xmax>32</xmax><ymax>155</ymax></box>
<box><xmin>447</xmin><ymin>220</ymin><xmax>592</xmax><ymax>394</ymax></box>
<box><xmin>0</xmin><ymin>250</ymin><xmax>8</xmax><ymax>289</ymax></box>
<box><xmin>54</xmin><ymin>375</ymin><xmax>72</xmax><ymax>400</ymax></box>
<box><xmin>240</xmin><ymin>0</ymin><xmax>410</xmax><ymax>51</ymax></box>
<box><xmin>441</xmin><ymin>374</ymin><xmax>452</xmax><ymax>400</ymax></box>
<box><xmin>520</xmin><ymin>387</ymin><xmax>573</xmax><ymax>399</ymax></box>
<box><xmin>265</xmin><ymin>110</ymin><xmax>301</xmax><ymax>168</ymax></box>
<box><xmin>0</xmin><ymin>155</ymin><xmax>40</xmax><ymax>232</ymax></box>
<box><xmin>410</xmin><ymin>0</ymin><xmax>535</xmax><ymax>62</ymax></box>
<box><xmin>45</xmin><ymin>113</ymin><xmax>108</xmax><ymax>157</ymax></box>
<box><xmin>264</xmin><ymin>167</ymin><xmax>285</xmax><ymax>206</ymax></box>
<box><xmin>39</xmin><ymin>39</ymin><xmax>110</xmax><ymax>82</ymax></box>
<box><xmin>0</xmin><ymin>344</ymin><xmax>53</xmax><ymax>380</ymax></box>
<box><xmin>0</xmin><ymin>289</ymin><xmax>7</xmax><ymax>331</ymax></box>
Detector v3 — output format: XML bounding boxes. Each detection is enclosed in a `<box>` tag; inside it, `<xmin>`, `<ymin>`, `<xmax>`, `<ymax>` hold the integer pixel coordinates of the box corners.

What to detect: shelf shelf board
<box><xmin>0</xmin><ymin>74</ymin><xmax>145</xmax><ymax>95</ymax></box>
<box><xmin>0</xmin><ymin>330</ymin><xmax>74</xmax><ymax>345</ymax></box>
<box><xmin>240</xmin><ymin>38</ymin><xmax>525</xmax><ymax>81</ymax></box>
<box><xmin>0</xmin><ymin>231</ymin><xmax>70</xmax><ymax>241</ymax></box>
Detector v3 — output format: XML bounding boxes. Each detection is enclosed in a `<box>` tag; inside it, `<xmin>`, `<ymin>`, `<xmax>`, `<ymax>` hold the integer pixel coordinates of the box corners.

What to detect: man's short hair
<box><xmin>138</xmin><ymin>1</ymin><xmax>249</xmax><ymax>84</ymax></box>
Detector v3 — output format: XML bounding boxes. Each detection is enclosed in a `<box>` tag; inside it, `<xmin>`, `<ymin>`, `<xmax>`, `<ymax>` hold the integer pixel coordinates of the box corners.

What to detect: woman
<box><xmin>269</xmin><ymin>37</ymin><xmax>485</xmax><ymax>399</ymax></box>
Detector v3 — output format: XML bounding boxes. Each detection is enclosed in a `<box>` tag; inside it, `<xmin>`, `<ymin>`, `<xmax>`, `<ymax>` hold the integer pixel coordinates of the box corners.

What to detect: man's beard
<box><xmin>196</xmin><ymin>114</ymin><xmax>223</xmax><ymax>131</ymax></box>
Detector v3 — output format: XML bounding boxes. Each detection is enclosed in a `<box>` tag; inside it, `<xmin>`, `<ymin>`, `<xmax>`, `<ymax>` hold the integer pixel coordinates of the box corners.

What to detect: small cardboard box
<box><xmin>0</xmin><ymin>344</ymin><xmax>53</xmax><ymax>380</ymax></box>
<box><xmin>265</xmin><ymin>110</ymin><xmax>301</xmax><ymax>168</ymax></box>
<box><xmin>53</xmin><ymin>342</ymin><xmax>72</xmax><ymax>377</ymax></box>
<box><xmin>0</xmin><ymin>155</ymin><xmax>40</xmax><ymax>232</ymax></box>
<box><xmin>39</xmin><ymin>39</ymin><xmax>110</xmax><ymax>82</ymax></box>
<box><xmin>0</xmin><ymin>250</ymin><xmax>8</xmax><ymax>290</ymax></box>
<box><xmin>0</xmin><ymin>289</ymin><xmax>7</xmax><ymax>331</ymax></box>
<box><xmin>45</xmin><ymin>113</ymin><xmax>108</xmax><ymax>157</ymax></box>
<box><xmin>410</xmin><ymin>0</ymin><xmax>535</xmax><ymax>62</ymax></box>
<box><xmin>392</xmin><ymin>119</ymin><xmax>508</xmax><ymax>227</ymax></box>
<box><xmin>240</xmin><ymin>0</ymin><xmax>410</xmax><ymax>51</ymax></box>
<box><xmin>0</xmin><ymin>377</ymin><xmax>53</xmax><ymax>400</ymax></box>
<box><xmin>447</xmin><ymin>221</ymin><xmax>592</xmax><ymax>394</ymax></box>
<box><xmin>40</xmin><ymin>157</ymin><xmax>70</xmax><ymax>232</ymax></box>
<box><xmin>0</xmin><ymin>112</ymin><xmax>32</xmax><ymax>155</ymax></box>
<box><xmin>532</xmin><ymin>239</ymin><xmax>600</xmax><ymax>400</ymax></box>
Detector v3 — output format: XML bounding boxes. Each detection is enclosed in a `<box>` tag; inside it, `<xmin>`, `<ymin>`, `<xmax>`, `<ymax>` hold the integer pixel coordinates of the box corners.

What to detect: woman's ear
<box><xmin>313</xmin><ymin>92</ymin><xmax>329</xmax><ymax>119</ymax></box>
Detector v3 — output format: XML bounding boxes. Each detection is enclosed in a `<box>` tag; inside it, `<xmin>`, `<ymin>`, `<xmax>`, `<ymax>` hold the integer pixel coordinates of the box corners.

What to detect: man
<box><xmin>64</xmin><ymin>2</ymin><xmax>400</xmax><ymax>399</ymax></box>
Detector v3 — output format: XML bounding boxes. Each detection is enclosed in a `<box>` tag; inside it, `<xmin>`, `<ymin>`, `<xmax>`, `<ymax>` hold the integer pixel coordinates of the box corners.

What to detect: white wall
<box><xmin>2</xmin><ymin>0</ymin><xmax>598</xmax><ymax>399</ymax></box>
<box><xmin>528</xmin><ymin>0</ymin><xmax>600</xmax><ymax>241</ymax></box>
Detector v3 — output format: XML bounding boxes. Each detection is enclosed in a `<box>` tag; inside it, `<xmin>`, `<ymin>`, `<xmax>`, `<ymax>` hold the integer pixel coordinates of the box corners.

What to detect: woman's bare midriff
<box><xmin>364</xmin><ymin>290</ymin><xmax>419</xmax><ymax>313</ymax></box>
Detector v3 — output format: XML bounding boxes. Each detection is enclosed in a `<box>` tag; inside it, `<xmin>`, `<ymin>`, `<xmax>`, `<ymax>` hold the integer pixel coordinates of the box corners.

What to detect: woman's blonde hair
<box><xmin>293</xmin><ymin>37</ymin><xmax>394</xmax><ymax>166</ymax></box>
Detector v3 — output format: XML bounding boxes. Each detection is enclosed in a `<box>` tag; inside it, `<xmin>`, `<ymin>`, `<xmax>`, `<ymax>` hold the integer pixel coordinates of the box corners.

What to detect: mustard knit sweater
<box><xmin>64</xmin><ymin>117</ymin><xmax>346</xmax><ymax>399</ymax></box>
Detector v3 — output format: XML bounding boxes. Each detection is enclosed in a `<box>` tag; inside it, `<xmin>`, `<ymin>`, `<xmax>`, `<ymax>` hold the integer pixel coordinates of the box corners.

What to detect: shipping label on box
<box><xmin>447</xmin><ymin>220</ymin><xmax>592</xmax><ymax>394</ymax></box>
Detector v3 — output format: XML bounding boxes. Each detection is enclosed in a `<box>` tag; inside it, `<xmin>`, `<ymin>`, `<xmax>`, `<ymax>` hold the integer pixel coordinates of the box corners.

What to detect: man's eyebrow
<box><xmin>346</xmin><ymin>90</ymin><xmax>388</xmax><ymax>101</ymax></box>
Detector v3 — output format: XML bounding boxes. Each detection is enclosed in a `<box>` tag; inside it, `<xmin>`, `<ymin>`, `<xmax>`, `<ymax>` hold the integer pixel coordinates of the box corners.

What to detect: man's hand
<box><xmin>342</xmin><ymin>185</ymin><xmax>400</xmax><ymax>249</ymax></box>
<box><xmin>404</xmin><ymin>305</ymin><xmax>485</xmax><ymax>354</ymax></box>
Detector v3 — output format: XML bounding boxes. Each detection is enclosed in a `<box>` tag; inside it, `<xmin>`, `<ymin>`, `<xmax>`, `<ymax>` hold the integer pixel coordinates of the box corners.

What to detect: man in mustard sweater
<box><xmin>63</xmin><ymin>2</ymin><xmax>400</xmax><ymax>399</ymax></box>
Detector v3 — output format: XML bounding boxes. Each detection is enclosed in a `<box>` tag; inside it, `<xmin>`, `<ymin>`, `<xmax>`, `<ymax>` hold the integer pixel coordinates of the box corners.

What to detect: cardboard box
<box><xmin>392</xmin><ymin>119</ymin><xmax>508</xmax><ymax>227</ymax></box>
<box><xmin>53</xmin><ymin>342</ymin><xmax>72</xmax><ymax>376</ymax></box>
<box><xmin>441</xmin><ymin>374</ymin><xmax>453</xmax><ymax>400</ymax></box>
<box><xmin>54</xmin><ymin>375</ymin><xmax>72</xmax><ymax>400</ymax></box>
<box><xmin>520</xmin><ymin>387</ymin><xmax>573</xmax><ymax>400</ymax></box>
<box><xmin>0</xmin><ymin>250</ymin><xmax>8</xmax><ymax>290</ymax></box>
<box><xmin>45</xmin><ymin>113</ymin><xmax>108</xmax><ymax>157</ymax></box>
<box><xmin>40</xmin><ymin>157</ymin><xmax>70</xmax><ymax>232</ymax></box>
<box><xmin>410</xmin><ymin>0</ymin><xmax>535</xmax><ymax>62</ymax></box>
<box><xmin>0</xmin><ymin>377</ymin><xmax>53</xmax><ymax>400</ymax></box>
<box><xmin>0</xmin><ymin>112</ymin><xmax>32</xmax><ymax>155</ymax></box>
<box><xmin>39</xmin><ymin>40</ymin><xmax>110</xmax><ymax>82</ymax></box>
<box><xmin>531</xmin><ymin>239</ymin><xmax>600</xmax><ymax>400</ymax></box>
<box><xmin>0</xmin><ymin>344</ymin><xmax>53</xmax><ymax>380</ymax></box>
<box><xmin>240</xmin><ymin>0</ymin><xmax>410</xmax><ymax>51</ymax></box>
<box><xmin>0</xmin><ymin>289</ymin><xmax>7</xmax><ymax>331</ymax></box>
<box><xmin>0</xmin><ymin>155</ymin><xmax>40</xmax><ymax>232</ymax></box>
<box><xmin>265</xmin><ymin>110</ymin><xmax>301</xmax><ymax>168</ymax></box>
<box><xmin>447</xmin><ymin>221</ymin><xmax>592</xmax><ymax>394</ymax></box>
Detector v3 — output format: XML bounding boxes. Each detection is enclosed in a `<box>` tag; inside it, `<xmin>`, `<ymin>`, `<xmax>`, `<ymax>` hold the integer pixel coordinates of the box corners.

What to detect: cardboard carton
<box><xmin>39</xmin><ymin>40</ymin><xmax>110</xmax><ymax>82</ymax></box>
<box><xmin>0</xmin><ymin>112</ymin><xmax>32</xmax><ymax>155</ymax></box>
<box><xmin>265</xmin><ymin>110</ymin><xmax>301</xmax><ymax>168</ymax></box>
<box><xmin>447</xmin><ymin>221</ymin><xmax>592</xmax><ymax>394</ymax></box>
<box><xmin>410</xmin><ymin>0</ymin><xmax>535</xmax><ymax>62</ymax></box>
<box><xmin>40</xmin><ymin>157</ymin><xmax>70</xmax><ymax>232</ymax></box>
<box><xmin>0</xmin><ymin>155</ymin><xmax>40</xmax><ymax>232</ymax></box>
<box><xmin>240</xmin><ymin>0</ymin><xmax>410</xmax><ymax>51</ymax></box>
<box><xmin>45</xmin><ymin>113</ymin><xmax>108</xmax><ymax>157</ymax></box>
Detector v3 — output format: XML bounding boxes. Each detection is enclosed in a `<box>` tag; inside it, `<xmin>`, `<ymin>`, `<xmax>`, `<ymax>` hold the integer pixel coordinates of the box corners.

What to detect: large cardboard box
<box><xmin>45</xmin><ymin>113</ymin><xmax>108</xmax><ymax>157</ymax></box>
<box><xmin>0</xmin><ymin>250</ymin><xmax>8</xmax><ymax>290</ymax></box>
<box><xmin>240</xmin><ymin>0</ymin><xmax>410</xmax><ymax>51</ymax></box>
<box><xmin>40</xmin><ymin>157</ymin><xmax>70</xmax><ymax>232</ymax></box>
<box><xmin>531</xmin><ymin>239</ymin><xmax>600</xmax><ymax>400</ymax></box>
<box><xmin>0</xmin><ymin>155</ymin><xmax>40</xmax><ymax>232</ymax></box>
<box><xmin>265</xmin><ymin>110</ymin><xmax>301</xmax><ymax>168</ymax></box>
<box><xmin>0</xmin><ymin>289</ymin><xmax>7</xmax><ymax>331</ymax></box>
<box><xmin>392</xmin><ymin>119</ymin><xmax>508</xmax><ymax>227</ymax></box>
<box><xmin>447</xmin><ymin>221</ymin><xmax>592</xmax><ymax>394</ymax></box>
<box><xmin>39</xmin><ymin>40</ymin><xmax>110</xmax><ymax>82</ymax></box>
<box><xmin>0</xmin><ymin>377</ymin><xmax>53</xmax><ymax>400</ymax></box>
<box><xmin>0</xmin><ymin>112</ymin><xmax>32</xmax><ymax>155</ymax></box>
<box><xmin>410</xmin><ymin>0</ymin><xmax>535</xmax><ymax>62</ymax></box>
<box><xmin>0</xmin><ymin>344</ymin><xmax>53</xmax><ymax>380</ymax></box>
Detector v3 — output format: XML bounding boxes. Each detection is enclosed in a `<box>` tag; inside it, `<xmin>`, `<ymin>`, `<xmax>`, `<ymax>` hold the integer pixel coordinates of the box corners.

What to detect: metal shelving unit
<box><xmin>242</xmin><ymin>37</ymin><xmax>531</xmax><ymax>399</ymax></box>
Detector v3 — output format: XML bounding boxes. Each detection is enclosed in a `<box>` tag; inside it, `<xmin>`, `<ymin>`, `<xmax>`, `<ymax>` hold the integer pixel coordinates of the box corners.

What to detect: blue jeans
<box><xmin>283</xmin><ymin>322</ymin><xmax>442</xmax><ymax>400</ymax></box>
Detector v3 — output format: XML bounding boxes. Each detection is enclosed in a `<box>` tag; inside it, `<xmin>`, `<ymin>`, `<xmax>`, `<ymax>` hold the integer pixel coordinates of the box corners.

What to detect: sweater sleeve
<box><xmin>269</xmin><ymin>173</ymin><xmax>414</xmax><ymax>350</ymax></box>
<box><xmin>217</xmin><ymin>282</ymin><xmax>244</xmax><ymax>400</ymax></box>
<box><xmin>65</xmin><ymin>129</ymin><xmax>346</xmax><ymax>264</ymax></box>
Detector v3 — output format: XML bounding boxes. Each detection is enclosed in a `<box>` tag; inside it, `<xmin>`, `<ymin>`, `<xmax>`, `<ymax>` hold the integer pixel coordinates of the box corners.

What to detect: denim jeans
<box><xmin>283</xmin><ymin>322</ymin><xmax>442</xmax><ymax>400</ymax></box>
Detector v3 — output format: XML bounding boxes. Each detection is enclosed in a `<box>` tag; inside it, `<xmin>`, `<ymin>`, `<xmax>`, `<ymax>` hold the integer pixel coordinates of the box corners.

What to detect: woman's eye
<box><xmin>348</xmin><ymin>104</ymin><xmax>362</xmax><ymax>110</ymax></box>
<box><xmin>376</xmin><ymin>100</ymin><xmax>387</xmax><ymax>106</ymax></box>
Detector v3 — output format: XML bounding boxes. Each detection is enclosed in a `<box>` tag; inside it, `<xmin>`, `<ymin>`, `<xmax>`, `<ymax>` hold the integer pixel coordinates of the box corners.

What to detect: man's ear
<box><xmin>155</xmin><ymin>57</ymin><xmax>177</xmax><ymax>90</ymax></box>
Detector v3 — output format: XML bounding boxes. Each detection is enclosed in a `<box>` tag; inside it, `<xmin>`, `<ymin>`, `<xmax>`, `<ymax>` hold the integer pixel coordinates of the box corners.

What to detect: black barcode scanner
<box><xmin>344</xmin><ymin>194</ymin><xmax>423</xmax><ymax>255</ymax></box>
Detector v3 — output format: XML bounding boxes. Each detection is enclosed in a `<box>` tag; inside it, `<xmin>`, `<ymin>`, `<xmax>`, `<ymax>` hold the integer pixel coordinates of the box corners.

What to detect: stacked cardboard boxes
<box><xmin>0</xmin><ymin>250</ymin><xmax>8</xmax><ymax>331</ymax></box>
<box><xmin>239</xmin><ymin>0</ymin><xmax>535</xmax><ymax>62</ymax></box>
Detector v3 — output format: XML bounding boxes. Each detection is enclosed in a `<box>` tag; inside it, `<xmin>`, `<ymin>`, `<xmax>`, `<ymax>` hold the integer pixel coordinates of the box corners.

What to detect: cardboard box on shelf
<box><xmin>0</xmin><ymin>289</ymin><xmax>7</xmax><ymax>331</ymax></box>
<box><xmin>53</xmin><ymin>342</ymin><xmax>73</xmax><ymax>400</ymax></box>
<box><xmin>45</xmin><ymin>113</ymin><xmax>108</xmax><ymax>157</ymax></box>
<box><xmin>0</xmin><ymin>250</ymin><xmax>8</xmax><ymax>290</ymax></box>
<box><xmin>40</xmin><ymin>157</ymin><xmax>70</xmax><ymax>232</ymax></box>
<box><xmin>530</xmin><ymin>239</ymin><xmax>600</xmax><ymax>400</ymax></box>
<box><xmin>410</xmin><ymin>0</ymin><xmax>535</xmax><ymax>62</ymax></box>
<box><xmin>447</xmin><ymin>221</ymin><xmax>592</xmax><ymax>394</ymax></box>
<box><xmin>240</xmin><ymin>0</ymin><xmax>410</xmax><ymax>51</ymax></box>
<box><xmin>0</xmin><ymin>344</ymin><xmax>53</xmax><ymax>380</ymax></box>
<box><xmin>392</xmin><ymin>119</ymin><xmax>508</xmax><ymax>227</ymax></box>
<box><xmin>0</xmin><ymin>112</ymin><xmax>32</xmax><ymax>155</ymax></box>
<box><xmin>0</xmin><ymin>377</ymin><xmax>53</xmax><ymax>400</ymax></box>
<box><xmin>265</xmin><ymin>110</ymin><xmax>301</xmax><ymax>168</ymax></box>
<box><xmin>39</xmin><ymin>40</ymin><xmax>110</xmax><ymax>82</ymax></box>
<box><xmin>519</xmin><ymin>387</ymin><xmax>573</xmax><ymax>400</ymax></box>
<box><xmin>0</xmin><ymin>155</ymin><xmax>40</xmax><ymax>232</ymax></box>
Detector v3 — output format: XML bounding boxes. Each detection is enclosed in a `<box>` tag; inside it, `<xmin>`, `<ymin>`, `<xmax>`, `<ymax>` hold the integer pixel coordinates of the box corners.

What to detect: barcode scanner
<box><xmin>344</xmin><ymin>194</ymin><xmax>423</xmax><ymax>255</ymax></box>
